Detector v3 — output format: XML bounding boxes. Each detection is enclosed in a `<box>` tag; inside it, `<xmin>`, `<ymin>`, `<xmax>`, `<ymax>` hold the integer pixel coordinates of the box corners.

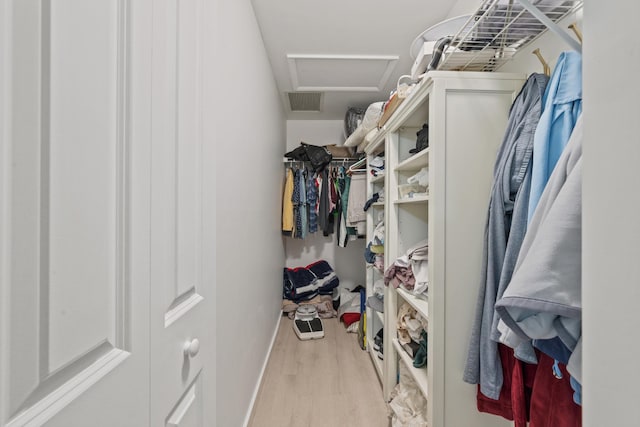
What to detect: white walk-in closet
<box><xmin>0</xmin><ymin>1</ymin><xmax>638</xmax><ymax>427</ymax></box>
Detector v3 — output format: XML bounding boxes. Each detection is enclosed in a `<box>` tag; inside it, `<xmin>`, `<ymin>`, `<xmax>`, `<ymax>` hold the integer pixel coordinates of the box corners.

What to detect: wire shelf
<box><xmin>437</xmin><ymin>0</ymin><xmax>583</xmax><ymax>72</ymax></box>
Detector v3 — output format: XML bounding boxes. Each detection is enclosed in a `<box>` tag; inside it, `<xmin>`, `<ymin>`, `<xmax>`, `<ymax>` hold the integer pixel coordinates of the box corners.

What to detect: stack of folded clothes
<box><xmin>369</xmin><ymin>155</ymin><xmax>385</xmax><ymax>177</ymax></box>
<box><xmin>282</xmin><ymin>260</ymin><xmax>340</xmax><ymax>303</ymax></box>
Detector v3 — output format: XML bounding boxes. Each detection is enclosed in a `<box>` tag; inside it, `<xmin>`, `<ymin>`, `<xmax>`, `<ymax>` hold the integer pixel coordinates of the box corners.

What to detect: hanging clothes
<box><xmin>282</xmin><ymin>167</ymin><xmax>295</xmax><ymax>236</ymax></box>
<box><xmin>528</xmin><ymin>51</ymin><xmax>582</xmax><ymax>222</ymax></box>
<box><xmin>495</xmin><ymin>116</ymin><xmax>583</xmax><ymax>374</ymax></box>
<box><xmin>496</xmin><ymin>118</ymin><xmax>584</xmax><ymax>425</ymax></box>
<box><xmin>318</xmin><ymin>167</ymin><xmax>334</xmax><ymax>236</ymax></box>
<box><xmin>292</xmin><ymin>168</ymin><xmax>303</xmax><ymax>239</ymax></box>
<box><xmin>528</xmin><ymin>353</ymin><xmax>582</xmax><ymax>427</ymax></box>
<box><xmin>347</xmin><ymin>173</ymin><xmax>366</xmax><ymax>232</ymax></box>
<box><xmin>336</xmin><ymin>166</ymin><xmax>349</xmax><ymax>247</ymax></box>
<box><xmin>307</xmin><ymin>171</ymin><xmax>318</xmax><ymax>234</ymax></box>
<box><xmin>298</xmin><ymin>168</ymin><xmax>308</xmax><ymax>239</ymax></box>
<box><xmin>464</xmin><ymin>73</ymin><xmax>549</xmax><ymax>400</ymax></box>
<box><xmin>329</xmin><ymin>166</ymin><xmax>338</xmax><ymax>213</ymax></box>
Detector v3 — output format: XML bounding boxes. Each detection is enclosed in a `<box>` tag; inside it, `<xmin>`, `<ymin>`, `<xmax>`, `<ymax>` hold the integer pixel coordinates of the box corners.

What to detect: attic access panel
<box><xmin>287</xmin><ymin>54</ymin><xmax>398</xmax><ymax>92</ymax></box>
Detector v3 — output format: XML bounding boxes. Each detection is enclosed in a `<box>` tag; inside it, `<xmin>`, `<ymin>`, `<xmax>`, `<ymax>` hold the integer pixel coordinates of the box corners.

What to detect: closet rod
<box><xmin>517</xmin><ymin>0</ymin><xmax>582</xmax><ymax>52</ymax></box>
<box><xmin>282</xmin><ymin>157</ymin><xmax>362</xmax><ymax>163</ymax></box>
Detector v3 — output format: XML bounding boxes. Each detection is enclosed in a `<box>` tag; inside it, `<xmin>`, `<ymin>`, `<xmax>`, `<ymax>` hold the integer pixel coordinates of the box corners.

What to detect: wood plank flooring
<box><xmin>248</xmin><ymin>317</ymin><xmax>390</xmax><ymax>427</ymax></box>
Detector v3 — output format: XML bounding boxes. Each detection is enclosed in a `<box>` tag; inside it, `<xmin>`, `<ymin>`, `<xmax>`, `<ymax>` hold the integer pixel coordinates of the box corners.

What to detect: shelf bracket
<box><xmin>517</xmin><ymin>0</ymin><xmax>582</xmax><ymax>52</ymax></box>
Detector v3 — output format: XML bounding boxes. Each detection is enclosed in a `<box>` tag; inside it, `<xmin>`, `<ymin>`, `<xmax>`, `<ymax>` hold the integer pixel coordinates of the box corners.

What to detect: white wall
<box><xmin>202</xmin><ymin>0</ymin><xmax>218</xmax><ymax>424</ymax></box>
<box><xmin>286</xmin><ymin>119</ymin><xmax>345</xmax><ymax>151</ymax></box>
<box><xmin>285</xmin><ymin>120</ymin><xmax>366</xmax><ymax>290</ymax></box>
<box><xmin>212</xmin><ymin>1</ymin><xmax>286</xmax><ymax>425</ymax></box>
<box><xmin>582</xmin><ymin>3</ymin><xmax>640</xmax><ymax>426</ymax></box>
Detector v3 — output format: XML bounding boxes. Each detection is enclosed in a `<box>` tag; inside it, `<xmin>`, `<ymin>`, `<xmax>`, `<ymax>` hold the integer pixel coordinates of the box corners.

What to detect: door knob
<box><xmin>183</xmin><ymin>338</ymin><xmax>200</xmax><ymax>357</ymax></box>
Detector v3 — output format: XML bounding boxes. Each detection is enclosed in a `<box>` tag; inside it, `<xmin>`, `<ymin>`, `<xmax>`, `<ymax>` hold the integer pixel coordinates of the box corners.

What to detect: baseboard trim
<box><xmin>242</xmin><ymin>310</ymin><xmax>283</xmax><ymax>427</ymax></box>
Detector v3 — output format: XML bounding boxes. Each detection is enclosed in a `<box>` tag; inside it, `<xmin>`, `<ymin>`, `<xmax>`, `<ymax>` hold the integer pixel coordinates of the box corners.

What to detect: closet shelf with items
<box><xmin>364</xmin><ymin>151</ymin><xmax>386</xmax><ymax>380</ymax></box>
<box><xmin>377</xmin><ymin>71</ymin><xmax>526</xmax><ymax>427</ymax></box>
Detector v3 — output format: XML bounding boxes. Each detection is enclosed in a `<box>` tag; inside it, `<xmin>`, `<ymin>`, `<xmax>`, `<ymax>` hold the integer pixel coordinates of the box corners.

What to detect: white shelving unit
<box><xmin>392</xmin><ymin>338</ymin><xmax>429</xmax><ymax>399</ymax></box>
<box><xmin>394</xmin><ymin>196</ymin><xmax>429</xmax><ymax>205</ymax></box>
<box><xmin>364</xmin><ymin>148</ymin><xmax>386</xmax><ymax>384</ymax></box>
<box><xmin>369</xmin><ymin>71</ymin><xmax>525</xmax><ymax>427</ymax></box>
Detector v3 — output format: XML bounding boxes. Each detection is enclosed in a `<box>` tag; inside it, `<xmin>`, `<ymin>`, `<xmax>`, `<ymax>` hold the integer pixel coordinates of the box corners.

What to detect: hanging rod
<box><xmin>282</xmin><ymin>157</ymin><xmax>363</xmax><ymax>166</ymax></box>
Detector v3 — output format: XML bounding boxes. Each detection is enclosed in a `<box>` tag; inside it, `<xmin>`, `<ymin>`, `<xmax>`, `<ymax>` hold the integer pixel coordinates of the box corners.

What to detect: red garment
<box><xmin>476</xmin><ymin>344</ymin><xmax>536</xmax><ymax>425</ymax></box>
<box><xmin>529</xmin><ymin>353</ymin><xmax>582</xmax><ymax>427</ymax></box>
<box><xmin>340</xmin><ymin>312</ymin><xmax>360</xmax><ymax>327</ymax></box>
<box><xmin>477</xmin><ymin>345</ymin><xmax>581</xmax><ymax>427</ymax></box>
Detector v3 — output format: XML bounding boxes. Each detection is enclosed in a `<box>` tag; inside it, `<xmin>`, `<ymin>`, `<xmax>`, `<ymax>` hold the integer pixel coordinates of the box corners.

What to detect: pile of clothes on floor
<box><xmin>282</xmin><ymin>260</ymin><xmax>340</xmax><ymax>319</ymax></box>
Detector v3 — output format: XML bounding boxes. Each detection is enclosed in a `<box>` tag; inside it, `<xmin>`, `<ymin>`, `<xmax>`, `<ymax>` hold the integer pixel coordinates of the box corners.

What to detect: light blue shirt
<box><xmin>528</xmin><ymin>51</ymin><xmax>582</xmax><ymax>222</ymax></box>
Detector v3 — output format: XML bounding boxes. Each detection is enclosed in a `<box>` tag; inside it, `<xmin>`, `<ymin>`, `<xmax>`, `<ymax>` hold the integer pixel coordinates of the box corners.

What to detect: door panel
<box><xmin>47</xmin><ymin>0</ymin><xmax>120</xmax><ymax>372</ymax></box>
<box><xmin>1</xmin><ymin>0</ymin><xmax>151</xmax><ymax>425</ymax></box>
<box><xmin>150</xmin><ymin>0</ymin><xmax>206</xmax><ymax>425</ymax></box>
<box><xmin>166</xmin><ymin>375</ymin><xmax>203</xmax><ymax>427</ymax></box>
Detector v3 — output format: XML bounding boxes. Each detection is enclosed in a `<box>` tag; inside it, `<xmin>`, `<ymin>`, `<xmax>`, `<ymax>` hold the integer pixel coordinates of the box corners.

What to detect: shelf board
<box><xmin>392</xmin><ymin>338</ymin><xmax>428</xmax><ymax>399</ymax></box>
<box><xmin>364</xmin><ymin>130</ymin><xmax>387</xmax><ymax>155</ymax></box>
<box><xmin>395</xmin><ymin>149</ymin><xmax>429</xmax><ymax>172</ymax></box>
<box><xmin>397</xmin><ymin>287</ymin><xmax>429</xmax><ymax>320</ymax></box>
<box><xmin>372</xmin><ymin>201</ymin><xmax>385</xmax><ymax>208</ymax></box>
<box><xmin>371</xmin><ymin>174</ymin><xmax>385</xmax><ymax>184</ymax></box>
<box><xmin>368</xmin><ymin>347</ymin><xmax>384</xmax><ymax>383</ymax></box>
<box><xmin>394</xmin><ymin>195</ymin><xmax>429</xmax><ymax>204</ymax></box>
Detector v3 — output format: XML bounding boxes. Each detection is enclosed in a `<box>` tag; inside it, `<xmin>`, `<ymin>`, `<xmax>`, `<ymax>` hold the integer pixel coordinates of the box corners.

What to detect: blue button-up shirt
<box><xmin>528</xmin><ymin>51</ymin><xmax>582</xmax><ymax>222</ymax></box>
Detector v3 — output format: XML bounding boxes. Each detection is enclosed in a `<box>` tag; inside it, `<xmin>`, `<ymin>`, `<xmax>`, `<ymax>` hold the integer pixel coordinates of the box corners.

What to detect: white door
<box><xmin>149</xmin><ymin>0</ymin><xmax>210</xmax><ymax>426</ymax></box>
<box><xmin>0</xmin><ymin>0</ymin><xmax>153</xmax><ymax>426</ymax></box>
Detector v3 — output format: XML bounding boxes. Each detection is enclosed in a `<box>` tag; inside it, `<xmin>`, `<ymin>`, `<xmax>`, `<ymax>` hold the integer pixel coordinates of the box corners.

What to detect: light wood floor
<box><xmin>248</xmin><ymin>317</ymin><xmax>390</xmax><ymax>427</ymax></box>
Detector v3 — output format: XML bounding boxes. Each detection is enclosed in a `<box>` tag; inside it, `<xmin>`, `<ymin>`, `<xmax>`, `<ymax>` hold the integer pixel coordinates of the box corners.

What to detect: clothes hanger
<box><xmin>532</xmin><ymin>48</ymin><xmax>551</xmax><ymax>77</ymax></box>
<box><xmin>347</xmin><ymin>157</ymin><xmax>367</xmax><ymax>175</ymax></box>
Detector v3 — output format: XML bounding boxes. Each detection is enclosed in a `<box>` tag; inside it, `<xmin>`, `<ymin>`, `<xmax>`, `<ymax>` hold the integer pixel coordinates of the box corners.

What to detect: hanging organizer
<box><xmin>435</xmin><ymin>0</ymin><xmax>582</xmax><ymax>72</ymax></box>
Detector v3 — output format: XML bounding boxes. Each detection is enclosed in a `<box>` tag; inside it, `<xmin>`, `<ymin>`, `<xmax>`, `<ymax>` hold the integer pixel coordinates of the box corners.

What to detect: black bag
<box><xmin>285</xmin><ymin>142</ymin><xmax>333</xmax><ymax>173</ymax></box>
<box><xmin>409</xmin><ymin>124</ymin><xmax>429</xmax><ymax>154</ymax></box>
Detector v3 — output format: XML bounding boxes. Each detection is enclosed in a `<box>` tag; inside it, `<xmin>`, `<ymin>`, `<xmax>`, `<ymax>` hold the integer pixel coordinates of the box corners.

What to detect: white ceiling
<box><xmin>251</xmin><ymin>0</ymin><xmax>481</xmax><ymax>120</ymax></box>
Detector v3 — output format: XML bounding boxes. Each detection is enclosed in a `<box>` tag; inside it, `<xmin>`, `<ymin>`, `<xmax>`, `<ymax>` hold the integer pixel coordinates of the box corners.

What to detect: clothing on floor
<box><xmin>283</xmin><ymin>260</ymin><xmax>340</xmax><ymax>303</ymax></box>
<box><xmin>282</xmin><ymin>294</ymin><xmax>337</xmax><ymax>320</ymax></box>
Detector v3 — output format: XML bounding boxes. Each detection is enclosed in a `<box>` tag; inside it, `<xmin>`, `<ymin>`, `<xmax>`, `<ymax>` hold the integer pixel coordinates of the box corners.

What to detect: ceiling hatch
<box><xmin>287</xmin><ymin>54</ymin><xmax>398</xmax><ymax>92</ymax></box>
<box><xmin>287</xmin><ymin>92</ymin><xmax>323</xmax><ymax>112</ymax></box>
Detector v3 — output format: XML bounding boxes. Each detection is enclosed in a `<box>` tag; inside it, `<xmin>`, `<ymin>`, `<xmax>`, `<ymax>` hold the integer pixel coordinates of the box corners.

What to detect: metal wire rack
<box><xmin>436</xmin><ymin>0</ymin><xmax>583</xmax><ymax>72</ymax></box>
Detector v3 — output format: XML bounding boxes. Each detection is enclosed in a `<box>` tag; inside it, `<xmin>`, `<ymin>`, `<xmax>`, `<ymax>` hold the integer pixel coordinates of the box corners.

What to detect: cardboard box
<box><xmin>378</xmin><ymin>93</ymin><xmax>404</xmax><ymax>128</ymax></box>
